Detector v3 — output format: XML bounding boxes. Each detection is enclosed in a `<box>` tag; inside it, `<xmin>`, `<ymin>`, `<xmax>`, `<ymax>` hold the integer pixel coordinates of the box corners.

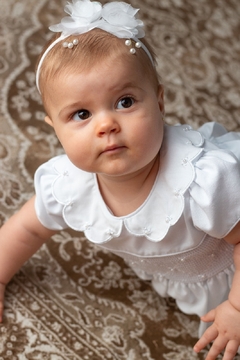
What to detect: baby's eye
<box><xmin>117</xmin><ymin>97</ymin><xmax>135</xmax><ymax>109</ymax></box>
<box><xmin>72</xmin><ymin>109</ymin><xmax>91</xmax><ymax>121</ymax></box>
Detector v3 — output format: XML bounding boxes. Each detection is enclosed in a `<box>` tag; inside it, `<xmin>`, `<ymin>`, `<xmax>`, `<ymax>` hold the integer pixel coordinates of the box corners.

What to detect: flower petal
<box><xmin>104</xmin><ymin>2</ymin><xmax>139</xmax><ymax>17</ymax></box>
<box><xmin>48</xmin><ymin>0</ymin><xmax>145</xmax><ymax>39</ymax></box>
<box><xmin>99</xmin><ymin>22</ymin><xmax>136</xmax><ymax>38</ymax></box>
<box><xmin>65</xmin><ymin>0</ymin><xmax>102</xmax><ymax>22</ymax></box>
<box><xmin>102</xmin><ymin>2</ymin><xmax>139</xmax><ymax>26</ymax></box>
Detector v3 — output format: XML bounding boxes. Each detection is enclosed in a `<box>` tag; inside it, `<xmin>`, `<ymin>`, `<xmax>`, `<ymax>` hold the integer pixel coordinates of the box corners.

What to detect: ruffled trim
<box><xmin>50</xmin><ymin>124</ymin><xmax>203</xmax><ymax>243</ymax></box>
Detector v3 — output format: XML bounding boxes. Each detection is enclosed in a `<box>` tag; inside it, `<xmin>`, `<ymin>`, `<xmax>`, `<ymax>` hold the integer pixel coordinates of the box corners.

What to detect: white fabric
<box><xmin>34</xmin><ymin>122</ymin><xmax>240</xmax><ymax>336</ymax></box>
<box><xmin>49</xmin><ymin>1</ymin><xmax>145</xmax><ymax>39</ymax></box>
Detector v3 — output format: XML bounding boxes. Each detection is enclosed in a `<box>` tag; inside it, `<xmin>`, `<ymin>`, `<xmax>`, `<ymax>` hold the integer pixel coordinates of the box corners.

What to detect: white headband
<box><xmin>36</xmin><ymin>0</ymin><xmax>154</xmax><ymax>93</ymax></box>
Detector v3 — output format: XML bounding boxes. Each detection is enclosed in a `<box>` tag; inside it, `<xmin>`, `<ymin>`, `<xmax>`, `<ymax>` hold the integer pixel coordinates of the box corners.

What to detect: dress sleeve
<box><xmin>188</xmin><ymin>149</ymin><xmax>240</xmax><ymax>238</ymax></box>
<box><xmin>34</xmin><ymin>157</ymin><xmax>68</xmax><ymax>230</ymax></box>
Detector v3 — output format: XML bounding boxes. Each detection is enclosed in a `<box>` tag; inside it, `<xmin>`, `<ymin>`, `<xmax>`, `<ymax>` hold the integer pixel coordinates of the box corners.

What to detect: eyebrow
<box><xmin>108</xmin><ymin>81</ymin><xmax>143</xmax><ymax>93</ymax></box>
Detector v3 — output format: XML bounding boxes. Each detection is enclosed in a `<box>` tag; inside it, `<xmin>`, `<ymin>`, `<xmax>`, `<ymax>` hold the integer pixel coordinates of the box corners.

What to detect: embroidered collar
<box><xmin>51</xmin><ymin>124</ymin><xmax>204</xmax><ymax>243</ymax></box>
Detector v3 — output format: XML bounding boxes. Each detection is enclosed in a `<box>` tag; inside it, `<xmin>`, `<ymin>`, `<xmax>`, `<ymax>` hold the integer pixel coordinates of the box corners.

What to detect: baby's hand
<box><xmin>0</xmin><ymin>282</ymin><xmax>6</xmax><ymax>322</ymax></box>
<box><xmin>194</xmin><ymin>300</ymin><xmax>240</xmax><ymax>360</ymax></box>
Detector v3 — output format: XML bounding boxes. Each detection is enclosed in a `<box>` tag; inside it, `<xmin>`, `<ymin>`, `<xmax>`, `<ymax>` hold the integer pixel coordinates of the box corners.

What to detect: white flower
<box><xmin>49</xmin><ymin>0</ymin><xmax>145</xmax><ymax>39</ymax></box>
<box><xmin>50</xmin><ymin>0</ymin><xmax>102</xmax><ymax>35</ymax></box>
<box><xmin>101</xmin><ymin>2</ymin><xmax>144</xmax><ymax>38</ymax></box>
<box><xmin>65</xmin><ymin>0</ymin><xmax>102</xmax><ymax>23</ymax></box>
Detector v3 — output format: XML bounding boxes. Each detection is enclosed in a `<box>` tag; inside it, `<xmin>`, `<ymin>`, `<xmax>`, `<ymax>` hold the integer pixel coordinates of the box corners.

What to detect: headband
<box><xmin>36</xmin><ymin>0</ymin><xmax>154</xmax><ymax>93</ymax></box>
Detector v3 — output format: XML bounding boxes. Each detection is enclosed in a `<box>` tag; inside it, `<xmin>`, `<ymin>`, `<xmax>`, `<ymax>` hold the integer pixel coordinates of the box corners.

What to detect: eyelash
<box><xmin>69</xmin><ymin>96</ymin><xmax>136</xmax><ymax>122</ymax></box>
<box><xmin>72</xmin><ymin>109</ymin><xmax>91</xmax><ymax>121</ymax></box>
<box><xmin>116</xmin><ymin>96</ymin><xmax>135</xmax><ymax>109</ymax></box>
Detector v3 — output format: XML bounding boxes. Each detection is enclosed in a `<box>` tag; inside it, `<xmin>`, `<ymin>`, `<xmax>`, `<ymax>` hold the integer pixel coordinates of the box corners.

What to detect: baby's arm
<box><xmin>194</xmin><ymin>223</ymin><xmax>240</xmax><ymax>360</ymax></box>
<box><xmin>0</xmin><ymin>196</ymin><xmax>57</xmax><ymax>321</ymax></box>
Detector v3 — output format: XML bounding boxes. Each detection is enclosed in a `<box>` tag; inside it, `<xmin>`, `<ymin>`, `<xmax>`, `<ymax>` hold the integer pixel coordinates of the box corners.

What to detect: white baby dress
<box><xmin>34</xmin><ymin>122</ymin><xmax>240</xmax><ymax>336</ymax></box>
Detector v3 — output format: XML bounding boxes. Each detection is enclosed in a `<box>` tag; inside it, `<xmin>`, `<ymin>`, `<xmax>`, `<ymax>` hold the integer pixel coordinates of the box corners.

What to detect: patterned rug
<box><xmin>0</xmin><ymin>0</ymin><xmax>240</xmax><ymax>359</ymax></box>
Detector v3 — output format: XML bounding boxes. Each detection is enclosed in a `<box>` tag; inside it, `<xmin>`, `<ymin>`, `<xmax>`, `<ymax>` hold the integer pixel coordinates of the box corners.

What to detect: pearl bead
<box><xmin>143</xmin><ymin>227</ymin><xmax>151</xmax><ymax>235</ymax></box>
<box><xmin>63</xmin><ymin>42</ymin><xmax>69</xmax><ymax>48</ymax></box>
<box><xmin>125</xmin><ymin>39</ymin><xmax>132</xmax><ymax>46</ymax></box>
<box><xmin>72</xmin><ymin>39</ymin><xmax>79</xmax><ymax>45</ymax></box>
<box><xmin>135</xmin><ymin>41</ymin><xmax>142</xmax><ymax>48</ymax></box>
<box><xmin>107</xmin><ymin>228</ymin><xmax>115</xmax><ymax>235</ymax></box>
<box><xmin>181</xmin><ymin>158</ymin><xmax>188</xmax><ymax>165</ymax></box>
<box><xmin>130</xmin><ymin>48</ymin><xmax>136</xmax><ymax>54</ymax></box>
<box><xmin>68</xmin><ymin>42</ymin><xmax>74</xmax><ymax>49</ymax></box>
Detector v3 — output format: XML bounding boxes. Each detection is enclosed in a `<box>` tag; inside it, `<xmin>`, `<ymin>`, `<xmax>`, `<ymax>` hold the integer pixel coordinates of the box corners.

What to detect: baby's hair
<box><xmin>36</xmin><ymin>28</ymin><xmax>161</xmax><ymax>111</ymax></box>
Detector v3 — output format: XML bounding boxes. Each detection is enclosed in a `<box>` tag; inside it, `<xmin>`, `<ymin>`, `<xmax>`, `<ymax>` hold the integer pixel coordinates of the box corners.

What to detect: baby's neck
<box><xmin>97</xmin><ymin>156</ymin><xmax>159</xmax><ymax>217</ymax></box>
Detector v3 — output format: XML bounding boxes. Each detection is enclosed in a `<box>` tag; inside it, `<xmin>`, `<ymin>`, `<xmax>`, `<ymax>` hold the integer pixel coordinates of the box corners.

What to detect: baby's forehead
<box><xmin>42</xmin><ymin>52</ymin><xmax>150</xmax><ymax>113</ymax></box>
<box><xmin>40</xmin><ymin>31</ymin><xmax>159</xmax><ymax>100</ymax></box>
<box><xmin>44</xmin><ymin>43</ymin><xmax>145</xmax><ymax>84</ymax></box>
<box><xmin>56</xmin><ymin>53</ymin><xmax>145</xmax><ymax>87</ymax></box>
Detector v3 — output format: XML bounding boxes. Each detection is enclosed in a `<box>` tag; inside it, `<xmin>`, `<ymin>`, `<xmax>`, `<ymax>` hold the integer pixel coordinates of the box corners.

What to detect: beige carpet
<box><xmin>0</xmin><ymin>0</ymin><xmax>240</xmax><ymax>358</ymax></box>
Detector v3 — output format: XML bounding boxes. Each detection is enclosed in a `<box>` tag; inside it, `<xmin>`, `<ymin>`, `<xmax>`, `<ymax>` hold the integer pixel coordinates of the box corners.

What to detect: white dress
<box><xmin>34</xmin><ymin>122</ymin><xmax>240</xmax><ymax>336</ymax></box>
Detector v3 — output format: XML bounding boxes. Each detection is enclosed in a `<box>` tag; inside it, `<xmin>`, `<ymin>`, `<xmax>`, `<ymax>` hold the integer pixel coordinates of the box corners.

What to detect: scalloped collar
<box><xmin>51</xmin><ymin>124</ymin><xmax>204</xmax><ymax>243</ymax></box>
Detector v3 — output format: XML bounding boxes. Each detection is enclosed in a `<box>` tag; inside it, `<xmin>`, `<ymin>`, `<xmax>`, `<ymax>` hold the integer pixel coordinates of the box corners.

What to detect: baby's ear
<box><xmin>45</xmin><ymin>116</ymin><xmax>53</xmax><ymax>127</ymax></box>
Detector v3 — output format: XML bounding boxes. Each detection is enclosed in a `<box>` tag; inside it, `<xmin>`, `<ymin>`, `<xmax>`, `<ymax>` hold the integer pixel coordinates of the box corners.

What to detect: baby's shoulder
<box><xmin>162</xmin><ymin>122</ymin><xmax>240</xmax><ymax>172</ymax></box>
<box><xmin>35</xmin><ymin>154</ymin><xmax>95</xmax><ymax>202</ymax></box>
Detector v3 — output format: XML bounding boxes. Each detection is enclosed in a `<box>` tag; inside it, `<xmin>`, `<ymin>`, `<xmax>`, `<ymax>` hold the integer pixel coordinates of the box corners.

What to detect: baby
<box><xmin>1</xmin><ymin>1</ymin><xmax>240</xmax><ymax>359</ymax></box>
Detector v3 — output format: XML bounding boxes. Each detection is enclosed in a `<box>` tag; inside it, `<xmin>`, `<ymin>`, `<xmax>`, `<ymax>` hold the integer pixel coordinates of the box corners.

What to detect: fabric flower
<box><xmin>65</xmin><ymin>0</ymin><xmax>102</xmax><ymax>23</ymax></box>
<box><xmin>49</xmin><ymin>0</ymin><xmax>145</xmax><ymax>39</ymax></box>
<box><xmin>50</xmin><ymin>0</ymin><xmax>102</xmax><ymax>35</ymax></box>
<box><xmin>101</xmin><ymin>2</ymin><xmax>145</xmax><ymax>38</ymax></box>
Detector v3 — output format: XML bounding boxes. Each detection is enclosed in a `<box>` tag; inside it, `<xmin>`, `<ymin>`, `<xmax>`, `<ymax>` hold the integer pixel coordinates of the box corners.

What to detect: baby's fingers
<box><xmin>222</xmin><ymin>340</ymin><xmax>239</xmax><ymax>360</ymax></box>
<box><xmin>195</xmin><ymin>332</ymin><xmax>239</xmax><ymax>360</ymax></box>
<box><xmin>194</xmin><ymin>325</ymin><xmax>218</xmax><ymax>353</ymax></box>
<box><xmin>194</xmin><ymin>308</ymin><xmax>217</xmax><ymax>353</ymax></box>
<box><xmin>204</xmin><ymin>336</ymin><xmax>228</xmax><ymax>360</ymax></box>
<box><xmin>206</xmin><ymin>338</ymin><xmax>239</xmax><ymax>360</ymax></box>
<box><xmin>201</xmin><ymin>308</ymin><xmax>216</xmax><ymax>323</ymax></box>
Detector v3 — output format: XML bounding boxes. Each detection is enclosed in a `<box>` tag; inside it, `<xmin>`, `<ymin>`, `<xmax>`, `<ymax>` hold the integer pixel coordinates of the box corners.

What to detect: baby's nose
<box><xmin>96</xmin><ymin>114</ymin><xmax>120</xmax><ymax>136</ymax></box>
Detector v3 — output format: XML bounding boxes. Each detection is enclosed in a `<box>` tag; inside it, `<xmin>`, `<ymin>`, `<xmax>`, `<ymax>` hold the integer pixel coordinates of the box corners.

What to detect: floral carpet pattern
<box><xmin>0</xmin><ymin>0</ymin><xmax>240</xmax><ymax>359</ymax></box>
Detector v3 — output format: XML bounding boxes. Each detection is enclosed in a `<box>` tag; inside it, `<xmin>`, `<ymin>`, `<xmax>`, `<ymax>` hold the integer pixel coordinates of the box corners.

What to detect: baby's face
<box><xmin>44</xmin><ymin>55</ymin><xmax>164</xmax><ymax>181</ymax></box>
